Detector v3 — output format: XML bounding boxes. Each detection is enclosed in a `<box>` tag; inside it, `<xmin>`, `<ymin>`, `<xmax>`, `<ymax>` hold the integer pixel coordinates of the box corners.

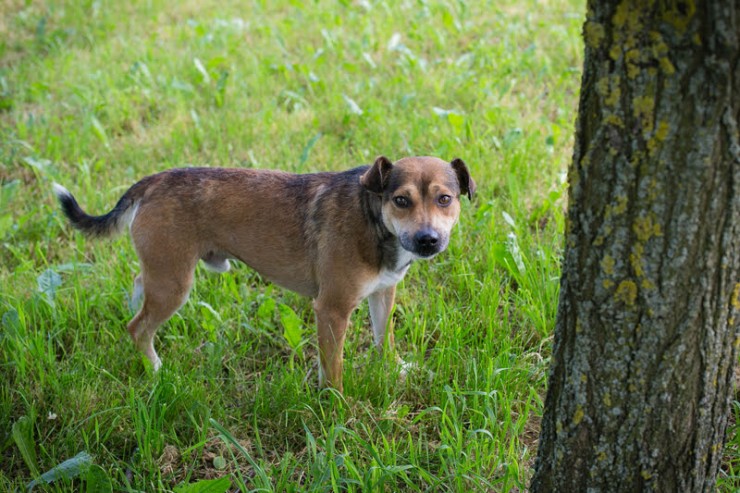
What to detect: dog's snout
<box><xmin>410</xmin><ymin>228</ymin><xmax>444</xmax><ymax>257</ymax></box>
<box><xmin>414</xmin><ymin>230</ymin><xmax>439</xmax><ymax>248</ymax></box>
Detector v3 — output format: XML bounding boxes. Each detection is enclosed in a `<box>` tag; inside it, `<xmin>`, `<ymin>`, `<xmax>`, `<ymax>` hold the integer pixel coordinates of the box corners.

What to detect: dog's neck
<box><xmin>359</xmin><ymin>189</ymin><xmax>409</xmax><ymax>272</ymax></box>
<box><xmin>391</xmin><ymin>247</ymin><xmax>417</xmax><ymax>272</ymax></box>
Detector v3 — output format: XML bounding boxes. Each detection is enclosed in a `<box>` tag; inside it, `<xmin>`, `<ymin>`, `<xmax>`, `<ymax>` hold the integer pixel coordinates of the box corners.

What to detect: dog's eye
<box><xmin>393</xmin><ymin>196</ymin><xmax>410</xmax><ymax>208</ymax></box>
<box><xmin>437</xmin><ymin>195</ymin><xmax>452</xmax><ymax>206</ymax></box>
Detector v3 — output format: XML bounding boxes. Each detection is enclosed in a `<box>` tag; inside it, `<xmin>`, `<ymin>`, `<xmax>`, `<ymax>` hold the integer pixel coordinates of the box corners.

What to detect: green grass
<box><xmin>0</xmin><ymin>0</ymin><xmax>585</xmax><ymax>490</ymax></box>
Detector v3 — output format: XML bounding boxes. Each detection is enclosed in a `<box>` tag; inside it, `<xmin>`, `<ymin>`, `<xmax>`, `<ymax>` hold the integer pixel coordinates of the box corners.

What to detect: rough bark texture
<box><xmin>531</xmin><ymin>0</ymin><xmax>740</xmax><ymax>491</ymax></box>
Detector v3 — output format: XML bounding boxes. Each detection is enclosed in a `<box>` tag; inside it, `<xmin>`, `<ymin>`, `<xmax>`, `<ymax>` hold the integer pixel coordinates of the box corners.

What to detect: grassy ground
<box><xmin>1</xmin><ymin>0</ymin><xmax>599</xmax><ymax>490</ymax></box>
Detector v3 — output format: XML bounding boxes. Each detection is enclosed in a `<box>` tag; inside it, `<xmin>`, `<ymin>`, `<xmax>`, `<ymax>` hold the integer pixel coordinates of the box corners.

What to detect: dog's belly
<box><xmin>235</xmin><ymin>255</ymin><xmax>319</xmax><ymax>298</ymax></box>
<box><xmin>204</xmin><ymin>217</ymin><xmax>320</xmax><ymax>298</ymax></box>
<box><xmin>263</xmin><ymin>271</ymin><xmax>319</xmax><ymax>298</ymax></box>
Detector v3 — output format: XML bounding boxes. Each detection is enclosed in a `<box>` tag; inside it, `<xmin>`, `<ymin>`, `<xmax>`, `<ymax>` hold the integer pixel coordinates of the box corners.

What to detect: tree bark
<box><xmin>531</xmin><ymin>1</ymin><xmax>740</xmax><ymax>491</ymax></box>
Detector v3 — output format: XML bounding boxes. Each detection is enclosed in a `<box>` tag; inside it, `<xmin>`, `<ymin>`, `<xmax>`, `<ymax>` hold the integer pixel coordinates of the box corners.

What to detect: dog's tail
<box><xmin>53</xmin><ymin>182</ymin><xmax>141</xmax><ymax>238</ymax></box>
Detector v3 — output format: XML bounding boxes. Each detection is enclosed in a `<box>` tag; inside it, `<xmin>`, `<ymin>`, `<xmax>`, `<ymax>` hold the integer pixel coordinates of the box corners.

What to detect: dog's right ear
<box><xmin>451</xmin><ymin>158</ymin><xmax>476</xmax><ymax>200</ymax></box>
<box><xmin>360</xmin><ymin>156</ymin><xmax>394</xmax><ymax>194</ymax></box>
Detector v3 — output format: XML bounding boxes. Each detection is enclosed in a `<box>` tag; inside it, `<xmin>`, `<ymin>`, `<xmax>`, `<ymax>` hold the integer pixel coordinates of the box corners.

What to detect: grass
<box><xmin>1</xmin><ymin>0</ymin><xmax>586</xmax><ymax>490</ymax></box>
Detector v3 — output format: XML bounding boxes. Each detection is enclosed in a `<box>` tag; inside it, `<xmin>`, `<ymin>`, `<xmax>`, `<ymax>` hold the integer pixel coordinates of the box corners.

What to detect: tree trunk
<box><xmin>530</xmin><ymin>1</ymin><xmax>740</xmax><ymax>491</ymax></box>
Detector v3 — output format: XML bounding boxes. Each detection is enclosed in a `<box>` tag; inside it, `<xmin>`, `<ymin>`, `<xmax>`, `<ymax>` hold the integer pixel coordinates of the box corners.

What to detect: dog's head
<box><xmin>360</xmin><ymin>156</ymin><xmax>476</xmax><ymax>258</ymax></box>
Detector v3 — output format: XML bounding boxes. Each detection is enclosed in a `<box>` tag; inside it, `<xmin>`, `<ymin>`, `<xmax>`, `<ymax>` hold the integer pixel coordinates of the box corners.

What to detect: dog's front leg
<box><xmin>314</xmin><ymin>299</ymin><xmax>353</xmax><ymax>392</ymax></box>
<box><xmin>369</xmin><ymin>285</ymin><xmax>415</xmax><ymax>378</ymax></box>
<box><xmin>368</xmin><ymin>285</ymin><xmax>396</xmax><ymax>352</ymax></box>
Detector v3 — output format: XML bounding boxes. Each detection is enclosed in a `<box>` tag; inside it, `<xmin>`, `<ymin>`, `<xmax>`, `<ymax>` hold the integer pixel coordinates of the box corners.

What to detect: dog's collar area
<box><xmin>360</xmin><ymin>187</ymin><xmax>397</xmax><ymax>255</ymax></box>
<box><xmin>389</xmin><ymin>247</ymin><xmax>422</xmax><ymax>272</ymax></box>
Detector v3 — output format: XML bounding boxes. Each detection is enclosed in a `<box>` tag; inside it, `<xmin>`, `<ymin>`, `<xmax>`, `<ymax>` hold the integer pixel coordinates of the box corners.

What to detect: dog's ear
<box><xmin>361</xmin><ymin>156</ymin><xmax>394</xmax><ymax>194</ymax></box>
<box><xmin>451</xmin><ymin>158</ymin><xmax>476</xmax><ymax>200</ymax></box>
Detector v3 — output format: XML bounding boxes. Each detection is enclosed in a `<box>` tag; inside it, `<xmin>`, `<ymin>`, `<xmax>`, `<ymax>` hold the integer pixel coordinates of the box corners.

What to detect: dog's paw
<box><xmin>141</xmin><ymin>353</ymin><xmax>162</xmax><ymax>373</ymax></box>
<box><xmin>397</xmin><ymin>358</ymin><xmax>418</xmax><ymax>381</ymax></box>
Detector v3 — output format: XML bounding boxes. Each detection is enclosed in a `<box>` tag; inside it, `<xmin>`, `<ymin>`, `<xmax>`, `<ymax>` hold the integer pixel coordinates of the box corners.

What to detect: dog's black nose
<box><xmin>414</xmin><ymin>230</ymin><xmax>439</xmax><ymax>249</ymax></box>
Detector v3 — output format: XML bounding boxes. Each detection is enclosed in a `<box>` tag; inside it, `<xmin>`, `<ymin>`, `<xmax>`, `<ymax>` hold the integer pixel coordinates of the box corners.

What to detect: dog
<box><xmin>54</xmin><ymin>156</ymin><xmax>475</xmax><ymax>392</ymax></box>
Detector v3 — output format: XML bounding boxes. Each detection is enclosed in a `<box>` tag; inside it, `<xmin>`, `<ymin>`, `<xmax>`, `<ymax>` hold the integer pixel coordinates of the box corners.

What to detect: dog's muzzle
<box><xmin>401</xmin><ymin>228</ymin><xmax>448</xmax><ymax>258</ymax></box>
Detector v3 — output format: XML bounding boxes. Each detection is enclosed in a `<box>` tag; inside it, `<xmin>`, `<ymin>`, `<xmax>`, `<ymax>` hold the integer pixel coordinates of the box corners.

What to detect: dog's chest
<box><xmin>360</xmin><ymin>248</ymin><xmax>416</xmax><ymax>298</ymax></box>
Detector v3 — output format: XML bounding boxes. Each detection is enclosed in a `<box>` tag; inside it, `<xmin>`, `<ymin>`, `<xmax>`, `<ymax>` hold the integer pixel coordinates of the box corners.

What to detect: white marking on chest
<box><xmin>360</xmin><ymin>247</ymin><xmax>418</xmax><ymax>299</ymax></box>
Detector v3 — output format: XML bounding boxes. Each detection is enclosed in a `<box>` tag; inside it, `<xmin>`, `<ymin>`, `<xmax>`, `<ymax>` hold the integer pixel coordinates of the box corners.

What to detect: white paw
<box><xmin>398</xmin><ymin>358</ymin><xmax>417</xmax><ymax>380</ymax></box>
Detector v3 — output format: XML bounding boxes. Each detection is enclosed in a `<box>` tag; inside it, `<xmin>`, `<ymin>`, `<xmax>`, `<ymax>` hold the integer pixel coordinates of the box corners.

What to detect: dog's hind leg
<box><xmin>126</xmin><ymin>266</ymin><xmax>194</xmax><ymax>371</ymax></box>
<box><xmin>129</xmin><ymin>274</ymin><xmax>144</xmax><ymax>311</ymax></box>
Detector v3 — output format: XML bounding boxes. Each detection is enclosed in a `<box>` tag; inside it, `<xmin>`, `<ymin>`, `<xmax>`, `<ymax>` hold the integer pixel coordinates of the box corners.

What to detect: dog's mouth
<box><xmin>415</xmin><ymin>248</ymin><xmax>440</xmax><ymax>258</ymax></box>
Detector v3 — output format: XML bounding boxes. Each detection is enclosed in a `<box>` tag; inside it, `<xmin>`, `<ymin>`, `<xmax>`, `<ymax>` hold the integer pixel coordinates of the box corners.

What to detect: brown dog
<box><xmin>54</xmin><ymin>156</ymin><xmax>475</xmax><ymax>391</ymax></box>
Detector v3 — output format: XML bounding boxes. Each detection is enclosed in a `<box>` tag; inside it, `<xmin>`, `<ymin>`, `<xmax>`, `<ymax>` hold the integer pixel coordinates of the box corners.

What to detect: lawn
<box><xmin>0</xmin><ymin>0</ymin><xmax>584</xmax><ymax>490</ymax></box>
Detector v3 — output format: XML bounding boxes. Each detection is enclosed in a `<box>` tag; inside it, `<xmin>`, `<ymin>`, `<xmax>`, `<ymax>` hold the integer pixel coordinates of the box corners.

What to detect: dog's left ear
<box><xmin>451</xmin><ymin>158</ymin><xmax>476</xmax><ymax>200</ymax></box>
<box><xmin>361</xmin><ymin>156</ymin><xmax>394</xmax><ymax>194</ymax></box>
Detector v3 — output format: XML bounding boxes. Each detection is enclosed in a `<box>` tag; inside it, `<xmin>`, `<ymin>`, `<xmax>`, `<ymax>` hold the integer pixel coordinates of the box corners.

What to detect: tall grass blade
<box><xmin>278</xmin><ymin>303</ymin><xmax>304</xmax><ymax>356</ymax></box>
<box><xmin>12</xmin><ymin>416</ymin><xmax>38</xmax><ymax>478</ymax></box>
<box><xmin>208</xmin><ymin>419</ymin><xmax>271</xmax><ymax>487</ymax></box>
<box><xmin>174</xmin><ymin>477</ymin><xmax>232</xmax><ymax>493</ymax></box>
<box><xmin>85</xmin><ymin>464</ymin><xmax>113</xmax><ymax>493</ymax></box>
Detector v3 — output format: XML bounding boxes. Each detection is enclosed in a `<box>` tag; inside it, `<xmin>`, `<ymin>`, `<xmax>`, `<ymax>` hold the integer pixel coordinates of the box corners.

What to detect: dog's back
<box><xmin>56</xmin><ymin>166</ymin><xmax>382</xmax><ymax>298</ymax></box>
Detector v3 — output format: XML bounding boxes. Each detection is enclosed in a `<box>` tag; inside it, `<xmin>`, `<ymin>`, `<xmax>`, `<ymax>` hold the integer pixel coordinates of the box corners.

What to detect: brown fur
<box><xmin>54</xmin><ymin>156</ymin><xmax>475</xmax><ymax>392</ymax></box>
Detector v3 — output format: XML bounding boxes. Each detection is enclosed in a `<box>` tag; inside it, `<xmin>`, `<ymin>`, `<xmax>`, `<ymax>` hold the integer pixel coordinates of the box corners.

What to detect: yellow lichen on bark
<box><xmin>633</xmin><ymin>214</ymin><xmax>663</xmax><ymax>242</ymax></box>
<box><xmin>641</xmin><ymin>278</ymin><xmax>655</xmax><ymax>290</ymax></box>
<box><xmin>604</xmin><ymin>114</ymin><xmax>625</xmax><ymax>127</ymax></box>
<box><xmin>585</xmin><ymin>21</ymin><xmax>606</xmax><ymax>48</ymax></box>
<box><xmin>597</xmin><ymin>75</ymin><xmax>622</xmax><ymax>108</ymax></box>
<box><xmin>655</xmin><ymin>120</ymin><xmax>670</xmax><ymax>141</ymax></box>
<box><xmin>605</xmin><ymin>195</ymin><xmax>628</xmax><ymax>218</ymax></box>
<box><xmin>630</xmin><ymin>247</ymin><xmax>645</xmax><ymax>278</ymax></box>
<box><xmin>609</xmin><ymin>1</ymin><xmax>652</xmax><ymax>78</ymax></box>
<box><xmin>573</xmin><ymin>405</ymin><xmax>585</xmax><ymax>425</ymax></box>
<box><xmin>732</xmin><ymin>283</ymin><xmax>740</xmax><ymax>309</ymax></box>
<box><xmin>661</xmin><ymin>0</ymin><xmax>696</xmax><ymax>33</ymax></box>
<box><xmin>615</xmin><ymin>280</ymin><xmax>638</xmax><ymax>305</ymax></box>
<box><xmin>648</xmin><ymin>120</ymin><xmax>671</xmax><ymax>155</ymax></box>
<box><xmin>601</xmin><ymin>254</ymin><xmax>616</xmax><ymax>275</ymax></box>
<box><xmin>649</xmin><ymin>31</ymin><xmax>676</xmax><ymax>75</ymax></box>
<box><xmin>633</xmin><ymin>96</ymin><xmax>656</xmax><ymax>136</ymax></box>
<box><xmin>659</xmin><ymin>56</ymin><xmax>676</xmax><ymax>75</ymax></box>
<box><xmin>625</xmin><ymin>48</ymin><xmax>641</xmax><ymax>78</ymax></box>
<box><xmin>612</xmin><ymin>0</ymin><xmax>645</xmax><ymax>31</ymax></box>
